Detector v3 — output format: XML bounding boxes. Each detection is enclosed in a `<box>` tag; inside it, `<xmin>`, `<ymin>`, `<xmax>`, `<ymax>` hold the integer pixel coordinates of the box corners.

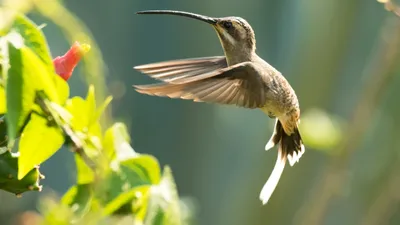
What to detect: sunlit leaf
<box><xmin>102</xmin><ymin>127</ymin><xmax>116</xmax><ymax>162</ymax></box>
<box><xmin>6</xmin><ymin>32</ymin><xmax>67</xmax><ymax>140</ymax></box>
<box><xmin>104</xmin><ymin>122</ymin><xmax>136</xmax><ymax>164</ymax></box>
<box><xmin>0</xmin><ymin>87</ymin><xmax>5</xmax><ymax>114</ymax></box>
<box><xmin>132</xmin><ymin>186</ymin><xmax>150</xmax><ymax>224</ymax></box>
<box><xmin>61</xmin><ymin>184</ymin><xmax>93</xmax><ymax>219</ymax></box>
<box><xmin>1</xmin><ymin>36</ymin><xmax>9</xmax><ymax>102</ymax></box>
<box><xmin>84</xmin><ymin>85</ymin><xmax>103</xmax><ymax>140</ymax></box>
<box><xmin>97</xmin><ymin>122</ymin><xmax>162</xmax><ymax>216</ymax></box>
<box><xmin>11</xmin><ymin>15</ymin><xmax>54</xmax><ymax>73</ymax></box>
<box><xmin>84</xmin><ymin>85</ymin><xmax>112</xmax><ymax>128</ymax></box>
<box><xmin>120</xmin><ymin>155</ymin><xmax>161</xmax><ymax>185</ymax></box>
<box><xmin>97</xmin><ymin>156</ymin><xmax>160</xmax><ymax>215</ymax></box>
<box><xmin>65</xmin><ymin>95</ymin><xmax>102</xmax><ymax>158</ymax></box>
<box><xmin>65</xmin><ymin>92</ymin><xmax>102</xmax><ymax>138</ymax></box>
<box><xmin>53</xmin><ymin>74</ymin><xmax>70</xmax><ymax>105</ymax></box>
<box><xmin>86</xmin><ymin>85</ymin><xmax>96</xmax><ymax>123</ymax></box>
<box><xmin>11</xmin><ymin>15</ymin><xmax>69</xmax><ymax>104</ymax></box>
<box><xmin>91</xmin><ymin>95</ymin><xmax>112</xmax><ymax>126</ymax></box>
<box><xmin>111</xmin><ymin>122</ymin><xmax>130</xmax><ymax>144</ymax></box>
<box><xmin>102</xmin><ymin>185</ymin><xmax>149</xmax><ymax>216</ymax></box>
<box><xmin>75</xmin><ymin>155</ymin><xmax>94</xmax><ymax>184</ymax></box>
<box><xmin>65</xmin><ymin>97</ymin><xmax>88</xmax><ymax>131</ymax></box>
<box><xmin>145</xmin><ymin>166</ymin><xmax>181</xmax><ymax>225</ymax></box>
<box><xmin>98</xmin><ymin>164</ymin><xmax>153</xmax><ymax>209</ymax></box>
<box><xmin>5</xmin><ymin>34</ymin><xmax>34</xmax><ymax>140</ymax></box>
<box><xmin>17</xmin><ymin>114</ymin><xmax>64</xmax><ymax>179</ymax></box>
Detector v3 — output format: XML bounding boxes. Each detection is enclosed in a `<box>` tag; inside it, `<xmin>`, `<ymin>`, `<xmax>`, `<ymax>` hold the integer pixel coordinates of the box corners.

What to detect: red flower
<box><xmin>53</xmin><ymin>41</ymin><xmax>90</xmax><ymax>81</ymax></box>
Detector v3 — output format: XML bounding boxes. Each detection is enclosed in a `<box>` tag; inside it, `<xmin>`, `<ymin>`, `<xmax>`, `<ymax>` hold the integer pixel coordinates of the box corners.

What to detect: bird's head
<box><xmin>136</xmin><ymin>10</ymin><xmax>257</xmax><ymax>62</ymax></box>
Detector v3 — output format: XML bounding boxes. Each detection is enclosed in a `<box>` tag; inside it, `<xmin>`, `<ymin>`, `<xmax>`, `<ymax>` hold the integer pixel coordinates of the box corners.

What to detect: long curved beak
<box><xmin>136</xmin><ymin>10</ymin><xmax>217</xmax><ymax>25</ymax></box>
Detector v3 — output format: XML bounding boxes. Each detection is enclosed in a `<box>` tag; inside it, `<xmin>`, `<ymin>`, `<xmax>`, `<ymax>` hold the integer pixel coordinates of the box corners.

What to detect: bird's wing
<box><xmin>134</xmin><ymin>56</ymin><xmax>228</xmax><ymax>84</ymax></box>
<box><xmin>134</xmin><ymin>61</ymin><xmax>268</xmax><ymax>109</ymax></box>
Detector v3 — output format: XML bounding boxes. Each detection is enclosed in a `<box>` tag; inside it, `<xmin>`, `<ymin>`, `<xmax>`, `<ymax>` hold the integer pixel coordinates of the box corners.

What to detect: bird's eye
<box><xmin>223</xmin><ymin>21</ymin><xmax>233</xmax><ymax>29</ymax></box>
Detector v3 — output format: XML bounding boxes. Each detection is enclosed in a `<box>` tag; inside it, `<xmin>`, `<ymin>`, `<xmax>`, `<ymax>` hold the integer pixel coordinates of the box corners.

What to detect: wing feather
<box><xmin>134</xmin><ymin>61</ymin><xmax>268</xmax><ymax>109</ymax></box>
<box><xmin>134</xmin><ymin>56</ymin><xmax>227</xmax><ymax>84</ymax></box>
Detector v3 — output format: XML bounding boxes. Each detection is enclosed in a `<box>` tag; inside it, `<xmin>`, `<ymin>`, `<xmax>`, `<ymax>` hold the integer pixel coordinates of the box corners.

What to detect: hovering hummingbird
<box><xmin>133</xmin><ymin>10</ymin><xmax>305</xmax><ymax>205</ymax></box>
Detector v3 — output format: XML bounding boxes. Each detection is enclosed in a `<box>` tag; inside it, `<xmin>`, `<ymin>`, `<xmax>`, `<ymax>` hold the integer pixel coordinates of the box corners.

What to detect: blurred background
<box><xmin>2</xmin><ymin>0</ymin><xmax>400</xmax><ymax>225</ymax></box>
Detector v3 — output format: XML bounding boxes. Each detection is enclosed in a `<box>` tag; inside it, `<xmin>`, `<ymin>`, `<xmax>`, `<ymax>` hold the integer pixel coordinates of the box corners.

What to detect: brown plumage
<box><xmin>133</xmin><ymin>10</ymin><xmax>305</xmax><ymax>205</ymax></box>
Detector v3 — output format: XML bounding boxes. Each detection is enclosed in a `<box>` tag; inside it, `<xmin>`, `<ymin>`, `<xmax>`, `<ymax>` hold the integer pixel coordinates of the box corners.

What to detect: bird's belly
<box><xmin>260</xmin><ymin>102</ymin><xmax>283</xmax><ymax>118</ymax></box>
<box><xmin>260</xmin><ymin>81</ymin><xmax>299</xmax><ymax>116</ymax></box>
<box><xmin>260</xmin><ymin>94</ymin><xmax>298</xmax><ymax>119</ymax></box>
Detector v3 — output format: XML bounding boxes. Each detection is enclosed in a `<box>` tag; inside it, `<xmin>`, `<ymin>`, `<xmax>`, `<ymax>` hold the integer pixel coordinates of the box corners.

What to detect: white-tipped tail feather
<box><xmin>265</xmin><ymin>120</ymin><xmax>279</xmax><ymax>151</ymax></box>
<box><xmin>287</xmin><ymin>144</ymin><xmax>305</xmax><ymax>166</ymax></box>
<box><xmin>259</xmin><ymin>149</ymin><xmax>286</xmax><ymax>204</ymax></box>
<box><xmin>260</xmin><ymin>119</ymin><xmax>305</xmax><ymax>205</ymax></box>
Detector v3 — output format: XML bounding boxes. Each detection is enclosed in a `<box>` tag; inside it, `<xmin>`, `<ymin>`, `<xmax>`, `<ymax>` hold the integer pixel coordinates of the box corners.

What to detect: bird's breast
<box><xmin>260</xmin><ymin>69</ymin><xmax>300</xmax><ymax>118</ymax></box>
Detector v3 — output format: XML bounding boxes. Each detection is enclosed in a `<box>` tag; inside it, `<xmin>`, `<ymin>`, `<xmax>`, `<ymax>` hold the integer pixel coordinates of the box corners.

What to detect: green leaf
<box><xmin>1</xmin><ymin>36</ymin><xmax>9</xmax><ymax>90</ymax></box>
<box><xmin>84</xmin><ymin>86</ymin><xmax>103</xmax><ymax>140</ymax></box>
<box><xmin>0</xmin><ymin>115</ymin><xmax>8</xmax><ymax>148</ymax></box>
<box><xmin>86</xmin><ymin>85</ymin><xmax>96</xmax><ymax>123</ymax></box>
<box><xmin>132</xmin><ymin>187</ymin><xmax>151</xmax><ymax>224</ymax></box>
<box><xmin>11</xmin><ymin>15</ymin><xmax>54</xmax><ymax>74</ymax></box>
<box><xmin>103</xmin><ymin>122</ymin><xmax>136</xmax><ymax>163</ymax></box>
<box><xmin>61</xmin><ymin>184</ymin><xmax>93</xmax><ymax>219</ymax></box>
<box><xmin>0</xmin><ymin>150</ymin><xmax>44</xmax><ymax>195</ymax></box>
<box><xmin>6</xmin><ymin>33</ymin><xmax>66</xmax><ymax>140</ymax></box>
<box><xmin>17</xmin><ymin>114</ymin><xmax>64</xmax><ymax>179</ymax></box>
<box><xmin>75</xmin><ymin>154</ymin><xmax>94</xmax><ymax>184</ymax></box>
<box><xmin>11</xmin><ymin>15</ymin><xmax>70</xmax><ymax>104</ymax></box>
<box><xmin>102</xmin><ymin>185</ymin><xmax>149</xmax><ymax>216</ymax></box>
<box><xmin>65</xmin><ymin>97</ymin><xmax>89</xmax><ymax>132</ymax></box>
<box><xmin>0</xmin><ymin>87</ymin><xmax>5</xmax><ymax>114</ymax></box>
<box><xmin>5</xmin><ymin>35</ymin><xmax>31</xmax><ymax>140</ymax></box>
<box><xmin>94</xmin><ymin>96</ymin><xmax>112</xmax><ymax>121</ymax></box>
<box><xmin>65</xmin><ymin>94</ymin><xmax>102</xmax><ymax>137</ymax></box>
<box><xmin>97</xmin><ymin>165</ymin><xmax>151</xmax><ymax>210</ymax></box>
<box><xmin>96</xmin><ymin>156</ymin><xmax>160</xmax><ymax>215</ymax></box>
<box><xmin>145</xmin><ymin>166</ymin><xmax>181</xmax><ymax>225</ymax></box>
<box><xmin>97</xmin><ymin>123</ymin><xmax>161</xmax><ymax>215</ymax></box>
<box><xmin>53</xmin><ymin>74</ymin><xmax>70</xmax><ymax>105</ymax></box>
<box><xmin>91</xmin><ymin>94</ymin><xmax>112</xmax><ymax>127</ymax></box>
<box><xmin>120</xmin><ymin>155</ymin><xmax>161</xmax><ymax>185</ymax></box>
<box><xmin>65</xmin><ymin>96</ymin><xmax>102</xmax><ymax>158</ymax></box>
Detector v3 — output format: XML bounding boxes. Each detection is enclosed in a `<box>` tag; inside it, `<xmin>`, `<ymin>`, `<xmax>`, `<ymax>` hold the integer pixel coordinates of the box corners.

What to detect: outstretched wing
<box><xmin>134</xmin><ymin>56</ymin><xmax>228</xmax><ymax>84</ymax></box>
<box><xmin>134</xmin><ymin>60</ymin><xmax>267</xmax><ymax>109</ymax></box>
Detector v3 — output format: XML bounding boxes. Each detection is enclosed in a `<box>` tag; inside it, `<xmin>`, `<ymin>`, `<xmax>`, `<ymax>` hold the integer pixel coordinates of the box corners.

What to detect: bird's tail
<box><xmin>260</xmin><ymin>119</ymin><xmax>305</xmax><ymax>204</ymax></box>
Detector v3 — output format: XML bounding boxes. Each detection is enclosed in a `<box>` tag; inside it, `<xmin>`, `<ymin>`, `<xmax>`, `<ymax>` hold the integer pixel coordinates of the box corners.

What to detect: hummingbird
<box><xmin>133</xmin><ymin>10</ymin><xmax>305</xmax><ymax>205</ymax></box>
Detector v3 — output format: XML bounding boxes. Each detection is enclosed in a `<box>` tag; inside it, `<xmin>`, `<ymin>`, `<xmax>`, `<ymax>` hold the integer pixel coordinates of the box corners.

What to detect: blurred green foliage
<box><xmin>0</xmin><ymin>150</ymin><xmax>43</xmax><ymax>195</ymax></box>
<box><xmin>0</xmin><ymin>7</ymin><xmax>188</xmax><ymax>225</ymax></box>
<box><xmin>300</xmin><ymin>108</ymin><xmax>344</xmax><ymax>153</ymax></box>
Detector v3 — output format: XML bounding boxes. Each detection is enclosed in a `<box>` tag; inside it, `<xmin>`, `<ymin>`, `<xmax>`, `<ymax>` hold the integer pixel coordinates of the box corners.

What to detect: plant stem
<box><xmin>34</xmin><ymin>91</ymin><xmax>96</xmax><ymax>172</ymax></box>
